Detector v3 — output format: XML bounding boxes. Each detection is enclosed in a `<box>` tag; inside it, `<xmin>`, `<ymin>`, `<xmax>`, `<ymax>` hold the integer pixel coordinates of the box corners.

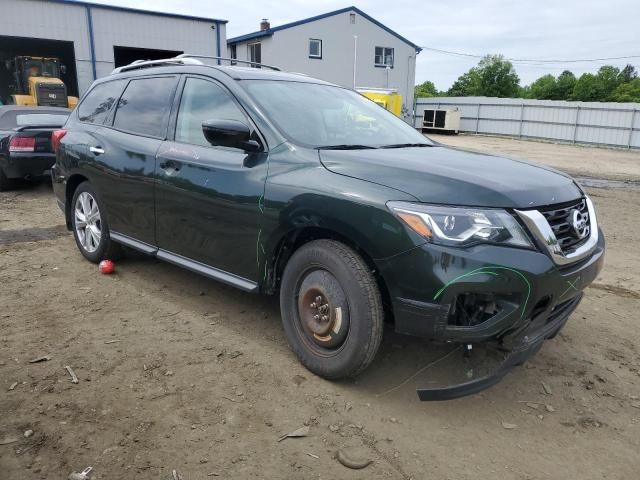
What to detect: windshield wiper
<box><xmin>316</xmin><ymin>144</ymin><xmax>378</xmax><ymax>150</ymax></box>
<box><xmin>379</xmin><ymin>143</ymin><xmax>433</xmax><ymax>149</ymax></box>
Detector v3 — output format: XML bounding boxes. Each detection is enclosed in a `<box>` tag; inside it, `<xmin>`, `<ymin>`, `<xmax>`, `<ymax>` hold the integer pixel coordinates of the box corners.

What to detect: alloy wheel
<box><xmin>74</xmin><ymin>192</ymin><xmax>102</xmax><ymax>253</ymax></box>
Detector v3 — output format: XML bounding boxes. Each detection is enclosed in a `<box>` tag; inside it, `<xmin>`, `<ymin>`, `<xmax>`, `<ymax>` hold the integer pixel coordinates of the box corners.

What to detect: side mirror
<box><xmin>202</xmin><ymin>119</ymin><xmax>261</xmax><ymax>152</ymax></box>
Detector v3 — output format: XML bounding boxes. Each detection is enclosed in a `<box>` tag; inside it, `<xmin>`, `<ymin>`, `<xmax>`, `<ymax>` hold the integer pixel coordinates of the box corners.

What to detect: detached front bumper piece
<box><xmin>416</xmin><ymin>293</ymin><xmax>581</xmax><ymax>401</ymax></box>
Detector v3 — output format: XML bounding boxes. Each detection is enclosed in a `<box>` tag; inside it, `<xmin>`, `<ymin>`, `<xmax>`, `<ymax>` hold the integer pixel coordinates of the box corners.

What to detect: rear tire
<box><xmin>70</xmin><ymin>181</ymin><xmax>122</xmax><ymax>263</ymax></box>
<box><xmin>280</xmin><ymin>239</ymin><xmax>384</xmax><ymax>379</ymax></box>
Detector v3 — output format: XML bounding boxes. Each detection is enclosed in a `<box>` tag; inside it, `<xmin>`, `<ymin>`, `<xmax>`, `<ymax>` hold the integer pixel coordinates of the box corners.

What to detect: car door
<box><xmin>89</xmin><ymin>75</ymin><xmax>178</xmax><ymax>246</ymax></box>
<box><xmin>155</xmin><ymin>75</ymin><xmax>268</xmax><ymax>284</ymax></box>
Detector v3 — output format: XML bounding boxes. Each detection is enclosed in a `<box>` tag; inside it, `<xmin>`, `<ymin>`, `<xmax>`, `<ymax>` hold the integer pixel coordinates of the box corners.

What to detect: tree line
<box><xmin>415</xmin><ymin>55</ymin><xmax>640</xmax><ymax>102</ymax></box>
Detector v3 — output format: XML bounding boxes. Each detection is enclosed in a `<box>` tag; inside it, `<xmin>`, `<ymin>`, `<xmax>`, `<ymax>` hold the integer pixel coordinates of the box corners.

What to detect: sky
<box><xmin>88</xmin><ymin>0</ymin><xmax>640</xmax><ymax>91</ymax></box>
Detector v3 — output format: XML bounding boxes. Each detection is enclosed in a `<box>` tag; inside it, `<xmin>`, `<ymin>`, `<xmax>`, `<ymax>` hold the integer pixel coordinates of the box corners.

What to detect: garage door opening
<box><xmin>113</xmin><ymin>46</ymin><xmax>184</xmax><ymax>68</ymax></box>
<box><xmin>0</xmin><ymin>35</ymin><xmax>78</xmax><ymax>104</ymax></box>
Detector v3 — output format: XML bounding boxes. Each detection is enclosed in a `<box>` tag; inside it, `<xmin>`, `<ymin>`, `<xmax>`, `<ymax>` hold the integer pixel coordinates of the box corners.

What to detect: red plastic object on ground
<box><xmin>99</xmin><ymin>260</ymin><xmax>115</xmax><ymax>274</ymax></box>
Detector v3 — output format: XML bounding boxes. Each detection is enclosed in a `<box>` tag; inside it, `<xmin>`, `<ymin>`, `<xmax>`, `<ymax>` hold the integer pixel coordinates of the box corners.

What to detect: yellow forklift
<box><xmin>6</xmin><ymin>56</ymin><xmax>78</xmax><ymax>109</ymax></box>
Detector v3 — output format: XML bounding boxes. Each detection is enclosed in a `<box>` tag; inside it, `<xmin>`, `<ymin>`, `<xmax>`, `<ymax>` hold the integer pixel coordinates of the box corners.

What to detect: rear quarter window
<box><xmin>78</xmin><ymin>80</ymin><xmax>126</xmax><ymax>124</ymax></box>
<box><xmin>112</xmin><ymin>76</ymin><xmax>177</xmax><ymax>138</ymax></box>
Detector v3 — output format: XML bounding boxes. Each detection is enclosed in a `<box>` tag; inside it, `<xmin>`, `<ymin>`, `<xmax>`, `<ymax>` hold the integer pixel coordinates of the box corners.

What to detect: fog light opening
<box><xmin>447</xmin><ymin>293</ymin><xmax>504</xmax><ymax>327</ymax></box>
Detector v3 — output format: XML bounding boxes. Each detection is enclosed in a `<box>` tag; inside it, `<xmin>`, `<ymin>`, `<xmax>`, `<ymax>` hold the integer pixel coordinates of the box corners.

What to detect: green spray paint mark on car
<box><xmin>433</xmin><ymin>266</ymin><xmax>532</xmax><ymax>320</ymax></box>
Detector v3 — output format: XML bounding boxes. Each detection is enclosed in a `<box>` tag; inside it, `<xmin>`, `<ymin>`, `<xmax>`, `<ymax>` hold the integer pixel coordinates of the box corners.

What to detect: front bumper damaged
<box><xmin>376</xmin><ymin>226</ymin><xmax>604</xmax><ymax>401</ymax></box>
<box><xmin>416</xmin><ymin>293</ymin><xmax>581</xmax><ymax>401</ymax></box>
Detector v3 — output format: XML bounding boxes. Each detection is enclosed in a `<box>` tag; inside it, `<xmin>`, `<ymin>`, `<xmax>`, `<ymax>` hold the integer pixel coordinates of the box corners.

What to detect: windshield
<box><xmin>24</xmin><ymin>59</ymin><xmax>60</xmax><ymax>79</ymax></box>
<box><xmin>16</xmin><ymin>113</ymin><xmax>68</xmax><ymax>127</ymax></box>
<box><xmin>242</xmin><ymin>80</ymin><xmax>432</xmax><ymax>149</ymax></box>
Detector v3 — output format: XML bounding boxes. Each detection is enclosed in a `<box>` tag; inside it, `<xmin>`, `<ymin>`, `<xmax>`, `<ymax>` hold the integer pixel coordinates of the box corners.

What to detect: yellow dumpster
<box><xmin>357</xmin><ymin>88</ymin><xmax>402</xmax><ymax>117</ymax></box>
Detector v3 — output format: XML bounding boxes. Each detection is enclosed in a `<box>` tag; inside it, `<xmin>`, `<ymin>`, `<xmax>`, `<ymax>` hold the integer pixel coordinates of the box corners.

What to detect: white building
<box><xmin>0</xmin><ymin>0</ymin><xmax>227</xmax><ymax>98</ymax></box>
<box><xmin>227</xmin><ymin>6</ymin><xmax>421</xmax><ymax>119</ymax></box>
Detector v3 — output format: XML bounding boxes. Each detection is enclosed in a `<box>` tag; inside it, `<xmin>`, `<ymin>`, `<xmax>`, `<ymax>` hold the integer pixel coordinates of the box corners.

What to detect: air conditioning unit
<box><xmin>421</xmin><ymin>108</ymin><xmax>460</xmax><ymax>134</ymax></box>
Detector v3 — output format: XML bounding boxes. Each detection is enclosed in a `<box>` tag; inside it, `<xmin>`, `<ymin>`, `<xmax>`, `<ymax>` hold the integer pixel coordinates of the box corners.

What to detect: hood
<box><xmin>319</xmin><ymin>146</ymin><xmax>583</xmax><ymax>209</ymax></box>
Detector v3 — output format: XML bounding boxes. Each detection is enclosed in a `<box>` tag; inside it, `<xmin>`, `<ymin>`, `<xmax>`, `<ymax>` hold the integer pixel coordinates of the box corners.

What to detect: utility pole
<box><xmin>353</xmin><ymin>35</ymin><xmax>358</xmax><ymax>88</ymax></box>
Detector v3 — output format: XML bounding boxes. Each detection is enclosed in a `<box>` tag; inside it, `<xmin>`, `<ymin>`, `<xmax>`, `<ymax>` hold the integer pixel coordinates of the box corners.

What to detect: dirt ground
<box><xmin>1</xmin><ymin>136</ymin><xmax>640</xmax><ymax>479</ymax></box>
<box><xmin>430</xmin><ymin>133</ymin><xmax>640</xmax><ymax>182</ymax></box>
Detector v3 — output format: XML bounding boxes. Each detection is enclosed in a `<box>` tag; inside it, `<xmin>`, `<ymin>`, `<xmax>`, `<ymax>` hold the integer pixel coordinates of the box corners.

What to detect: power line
<box><xmin>420</xmin><ymin>46</ymin><xmax>640</xmax><ymax>64</ymax></box>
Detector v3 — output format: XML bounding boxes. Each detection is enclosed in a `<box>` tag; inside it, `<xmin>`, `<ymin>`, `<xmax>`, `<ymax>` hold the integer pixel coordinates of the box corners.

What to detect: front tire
<box><xmin>280</xmin><ymin>240</ymin><xmax>384</xmax><ymax>379</ymax></box>
<box><xmin>70</xmin><ymin>181</ymin><xmax>121</xmax><ymax>263</ymax></box>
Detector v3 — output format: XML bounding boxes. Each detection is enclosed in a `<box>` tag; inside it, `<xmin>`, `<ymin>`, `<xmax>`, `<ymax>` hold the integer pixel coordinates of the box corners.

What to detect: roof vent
<box><xmin>260</xmin><ymin>19</ymin><xmax>270</xmax><ymax>31</ymax></box>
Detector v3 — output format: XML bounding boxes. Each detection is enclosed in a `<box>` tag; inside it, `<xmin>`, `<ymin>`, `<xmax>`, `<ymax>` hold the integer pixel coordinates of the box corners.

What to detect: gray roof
<box><xmin>227</xmin><ymin>6</ymin><xmax>421</xmax><ymax>51</ymax></box>
<box><xmin>51</xmin><ymin>0</ymin><xmax>228</xmax><ymax>24</ymax></box>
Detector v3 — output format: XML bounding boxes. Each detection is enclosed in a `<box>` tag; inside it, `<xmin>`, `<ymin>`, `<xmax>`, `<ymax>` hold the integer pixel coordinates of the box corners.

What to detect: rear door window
<box><xmin>175</xmin><ymin>77</ymin><xmax>248</xmax><ymax>147</ymax></box>
<box><xmin>78</xmin><ymin>80</ymin><xmax>125</xmax><ymax>124</ymax></box>
<box><xmin>113</xmin><ymin>76</ymin><xmax>177</xmax><ymax>138</ymax></box>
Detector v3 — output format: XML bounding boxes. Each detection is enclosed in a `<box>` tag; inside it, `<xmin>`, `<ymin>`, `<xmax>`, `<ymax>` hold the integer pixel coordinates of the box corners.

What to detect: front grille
<box><xmin>36</xmin><ymin>83</ymin><xmax>68</xmax><ymax>107</ymax></box>
<box><xmin>539</xmin><ymin>198</ymin><xmax>590</xmax><ymax>252</ymax></box>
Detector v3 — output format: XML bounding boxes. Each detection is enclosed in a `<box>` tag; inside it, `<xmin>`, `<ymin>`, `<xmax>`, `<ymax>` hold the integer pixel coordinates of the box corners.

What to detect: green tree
<box><xmin>595</xmin><ymin>65</ymin><xmax>622</xmax><ymax>100</ymax></box>
<box><xmin>474</xmin><ymin>55</ymin><xmax>520</xmax><ymax>97</ymax></box>
<box><xmin>610</xmin><ymin>78</ymin><xmax>640</xmax><ymax>102</ymax></box>
<box><xmin>555</xmin><ymin>70</ymin><xmax>577</xmax><ymax>100</ymax></box>
<box><xmin>518</xmin><ymin>85</ymin><xmax>532</xmax><ymax>98</ymax></box>
<box><xmin>414</xmin><ymin>80</ymin><xmax>439</xmax><ymax>98</ymax></box>
<box><xmin>618</xmin><ymin>64</ymin><xmax>638</xmax><ymax>83</ymax></box>
<box><xmin>446</xmin><ymin>55</ymin><xmax>520</xmax><ymax>97</ymax></box>
<box><xmin>529</xmin><ymin>74</ymin><xmax>557</xmax><ymax>99</ymax></box>
<box><xmin>447</xmin><ymin>70</ymin><xmax>480</xmax><ymax>96</ymax></box>
<box><xmin>571</xmin><ymin>73</ymin><xmax>599</xmax><ymax>101</ymax></box>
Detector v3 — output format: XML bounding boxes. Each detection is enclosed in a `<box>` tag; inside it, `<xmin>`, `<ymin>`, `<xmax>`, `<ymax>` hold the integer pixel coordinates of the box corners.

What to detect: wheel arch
<box><xmin>64</xmin><ymin>173</ymin><xmax>89</xmax><ymax>229</ymax></box>
<box><xmin>267</xmin><ymin>226</ymin><xmax>394</xmax><ymax>323</ymax></box>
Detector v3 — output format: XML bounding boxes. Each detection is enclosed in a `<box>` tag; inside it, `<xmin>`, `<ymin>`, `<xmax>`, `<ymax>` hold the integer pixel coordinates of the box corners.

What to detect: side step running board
<box><xmin>109</xmin><ymin>231</ymin><xmax>258</xmax><ymax>293</ymax></box>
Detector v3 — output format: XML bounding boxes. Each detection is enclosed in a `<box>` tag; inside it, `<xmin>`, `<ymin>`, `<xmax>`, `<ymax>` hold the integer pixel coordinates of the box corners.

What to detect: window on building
<box><xmin>349</xmin><ymin>12</ymin><xmax>356</xmax><ymax>24</ymax></box>
<box><xmin>374</xmin><ymin>47</ymin><xmax>394</xmax><ymax>67</ymax></box>
<box><xmin>112</xmin><ymin>76</ymin><xmax>176</xmax><ymax>137</ymax></box>
<box><xmin>77</xmin><ymin>80</ymin><xmax>126</xmax><ymax>124</ymax></box>
<box><xmin>309</xmin><ymin>39</ymin><xmax>322</xmax><ymax>59</ymax></box>
<box><xmin>175</xmin><ymin>78</ymin><xmax>247</xmax><ymax>148</ymax></box>
<box><xmin>248</xmin><ymin>42</ymin><xmax>261</xmax><ymax>68</ymax></box>
<box><xmin>230</xmin><ymin>44</ymin><xmax>237</xmax><ymax>65</ymax></box>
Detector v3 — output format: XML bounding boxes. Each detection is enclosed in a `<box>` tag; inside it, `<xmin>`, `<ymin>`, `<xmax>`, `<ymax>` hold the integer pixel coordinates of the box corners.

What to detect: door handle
<box><xmin>159</xmin><ymin>160</ymin><xmax>181</xmax><ymax>173</ymax></box>
<box><xmin>89</xmin><ymin>146</ymin><xmax>105</xmax><ymax>155</ymax></box>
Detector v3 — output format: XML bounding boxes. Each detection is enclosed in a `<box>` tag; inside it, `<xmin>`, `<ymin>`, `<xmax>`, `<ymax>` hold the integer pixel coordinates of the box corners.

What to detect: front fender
<box><xmin>259</xmin><ymin>147</ymin><xmax>426</xmax><ymax>280</ymax></box>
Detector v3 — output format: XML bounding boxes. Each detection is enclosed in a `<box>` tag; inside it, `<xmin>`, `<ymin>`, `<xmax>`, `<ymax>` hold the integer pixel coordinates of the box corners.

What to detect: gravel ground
<box><xmin>1</xmin><ymin>137</ymin><xmax>639</xmax><ymax>479</ymax></box>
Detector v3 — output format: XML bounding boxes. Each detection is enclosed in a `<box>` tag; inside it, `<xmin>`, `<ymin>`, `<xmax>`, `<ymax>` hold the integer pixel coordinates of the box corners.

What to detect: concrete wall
<box><xmin>415</xmin><ymin>96</ymin><xmax>640</xmax><ymax>149</ymax></box>
<box><xmin>1</xmin><ymin>0</ymin><xmax>225</xmax><ymax>95</ymax></box>
<box><xmin>229</xmin><ymin>10</ymin><xmax>418</xmax><ymax>119</ymax></box>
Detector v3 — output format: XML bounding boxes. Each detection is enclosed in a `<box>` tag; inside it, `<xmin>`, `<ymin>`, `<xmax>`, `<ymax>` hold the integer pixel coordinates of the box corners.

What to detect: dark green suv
<box><xmin>52</xmin><ymin>55</ymin><xmax>604</xmax><ymax>400</ymax></box>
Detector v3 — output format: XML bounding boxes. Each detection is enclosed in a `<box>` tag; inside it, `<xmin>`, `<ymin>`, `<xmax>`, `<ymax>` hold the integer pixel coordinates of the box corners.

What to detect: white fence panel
<box><xmin>415</xmin><ymin>97</ymin><xmax>640</xmax><ymax>149</ymax></box>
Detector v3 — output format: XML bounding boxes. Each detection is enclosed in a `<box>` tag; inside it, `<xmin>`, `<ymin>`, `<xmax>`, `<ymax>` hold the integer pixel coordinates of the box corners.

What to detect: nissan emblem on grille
<box><xmin>570</xmin><ymin>209</ymin><xmax>589</xmax><ymax>239</ymax></box>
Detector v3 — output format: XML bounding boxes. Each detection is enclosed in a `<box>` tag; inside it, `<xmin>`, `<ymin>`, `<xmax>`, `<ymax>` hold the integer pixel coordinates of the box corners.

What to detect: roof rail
<box><xmin>175</xmin><ymin>54</ymin><xmax>281</xmax><ymax>71</ymax></box>
<box><xmin>110</xmin><ymin>57</ymin><xmax>204</xmax><ymax>75</ymax></box>
<box><xmin>110</xmin><ymin>54</ymin><xmax>281</xmax><ymax>75</ymax></box>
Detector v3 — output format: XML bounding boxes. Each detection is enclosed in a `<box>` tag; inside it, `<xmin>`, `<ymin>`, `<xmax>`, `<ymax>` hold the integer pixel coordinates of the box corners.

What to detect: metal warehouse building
<box><xmin>0</xmin><ymin>0</ymin><xmax>227</xmax><ymax>100</ymax></box>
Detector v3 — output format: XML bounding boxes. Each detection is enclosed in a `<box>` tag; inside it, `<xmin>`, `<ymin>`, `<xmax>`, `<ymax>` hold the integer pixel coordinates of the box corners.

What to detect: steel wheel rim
<box><xmin>74</xmin><ymin>192</ymin><xmax>101</xmax><ymax>253</ymax></box>
<box><xmin>295</xmin><ymin>267</ymin><xmax>351</xmax><ymax>352</ymax></box>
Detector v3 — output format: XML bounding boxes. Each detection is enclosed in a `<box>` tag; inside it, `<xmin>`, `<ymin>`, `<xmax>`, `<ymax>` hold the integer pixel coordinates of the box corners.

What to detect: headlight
<box><xmin>388</xmin><ymin>202</ymin><xmax>533</xmax><ymax>248</ymax></box>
